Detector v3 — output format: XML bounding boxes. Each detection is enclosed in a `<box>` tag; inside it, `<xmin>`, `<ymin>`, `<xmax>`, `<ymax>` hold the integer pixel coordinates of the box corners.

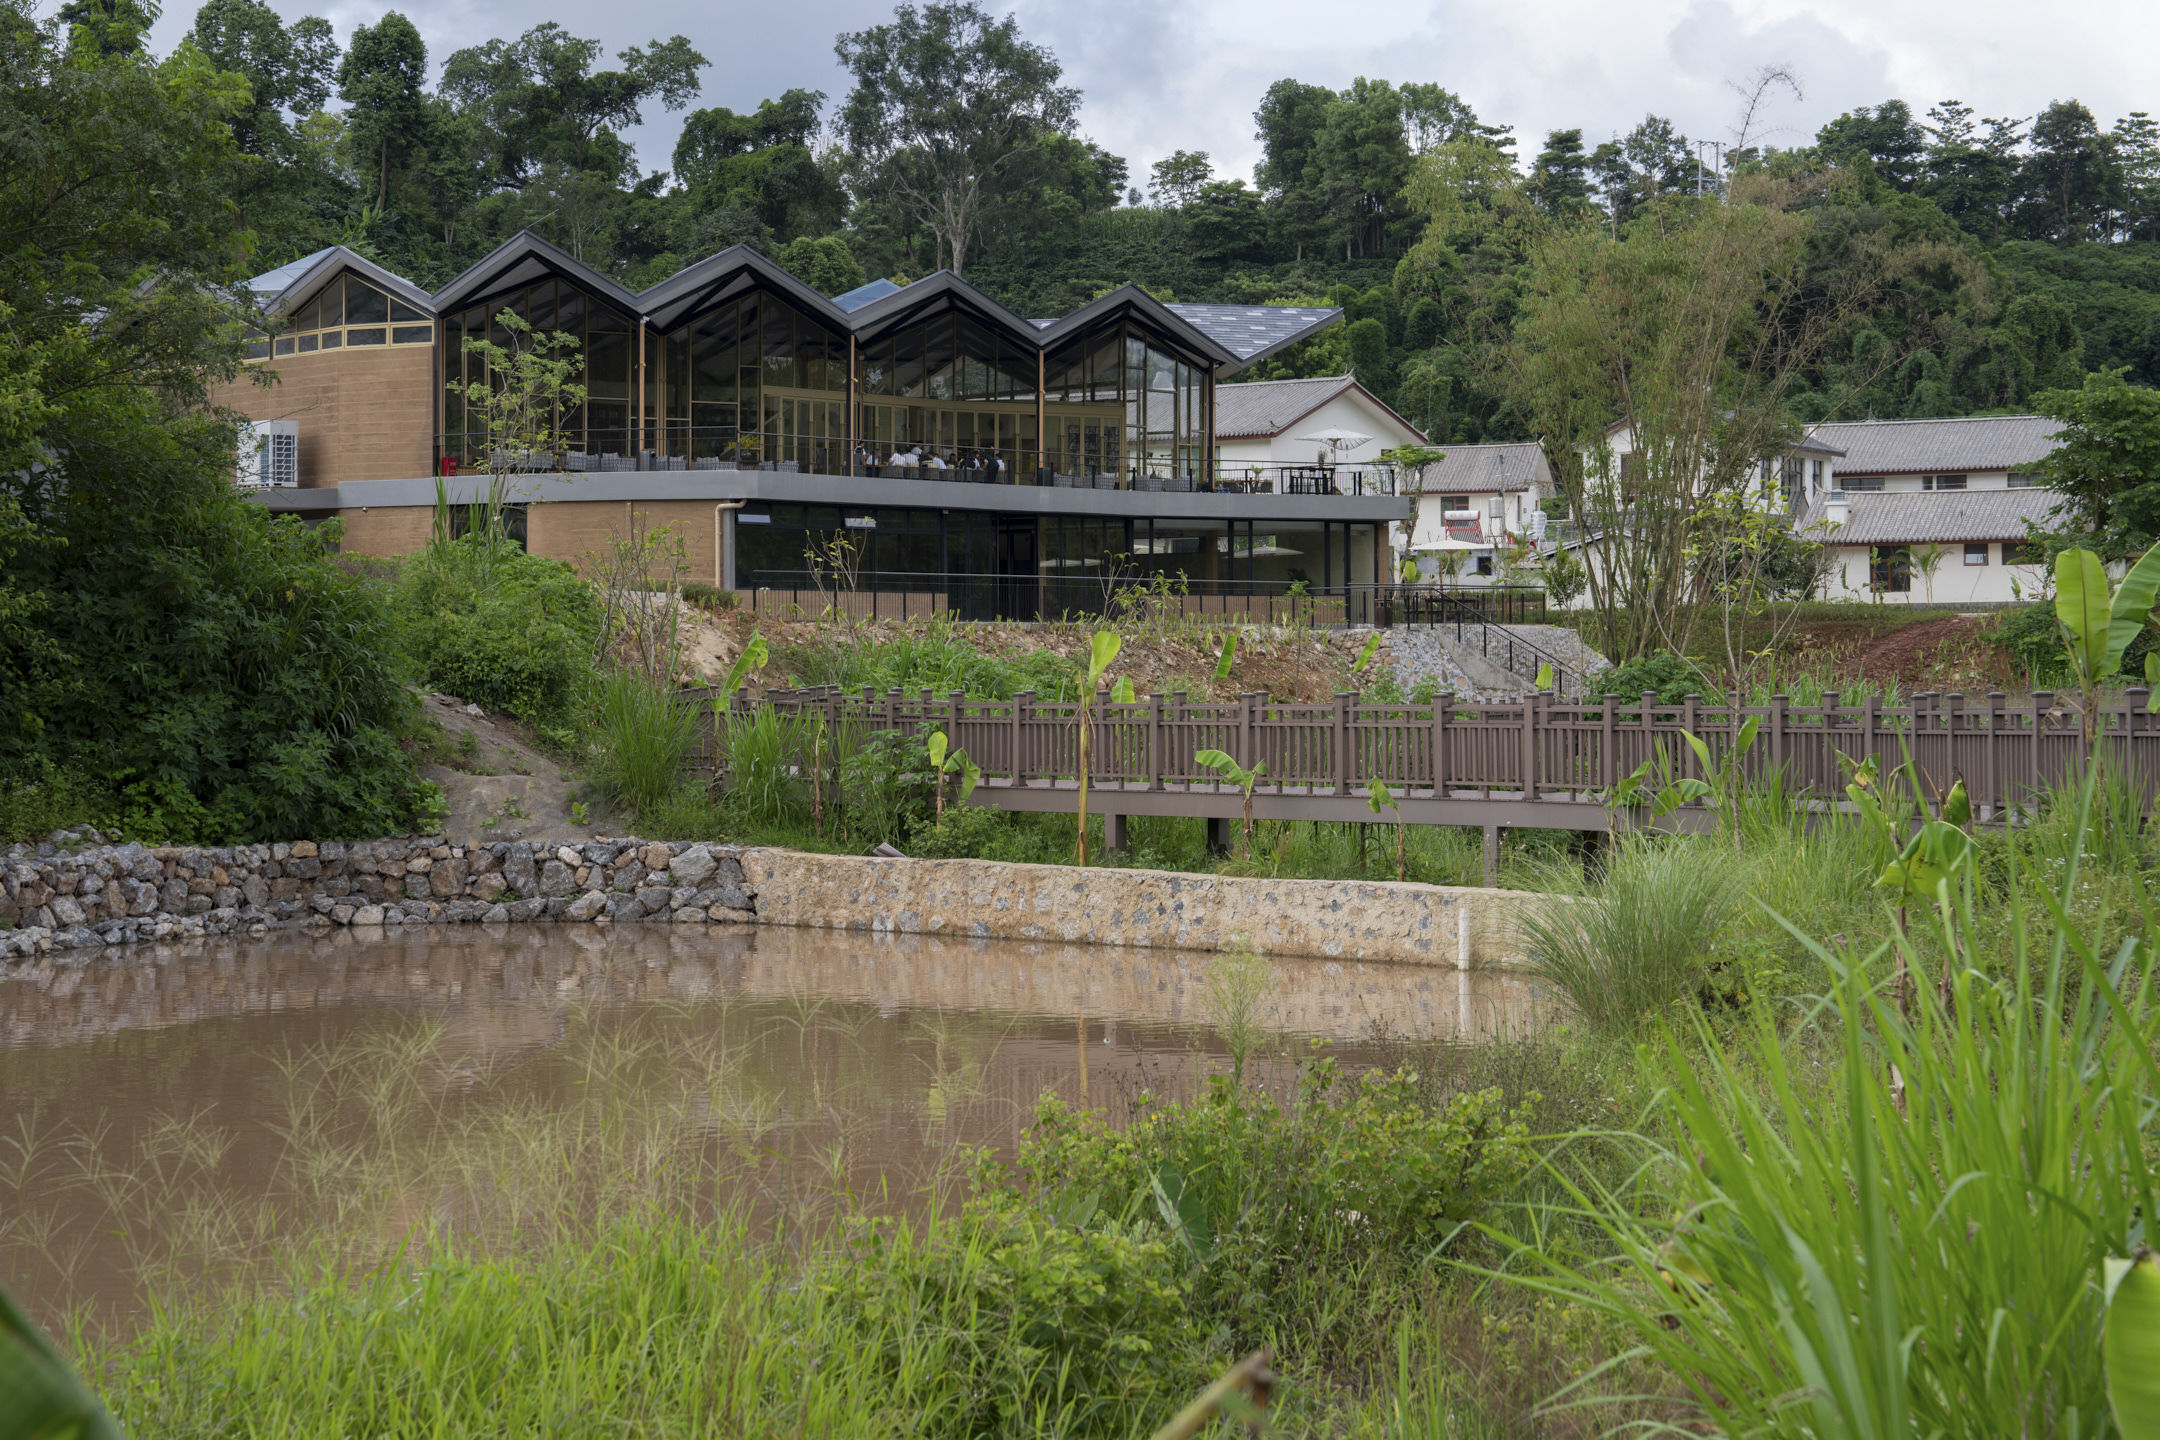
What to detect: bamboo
<box><xmin>1147</xmin><ymin>1347</ymin><xmax>1275</xmax><ymax>1440</ymax></box>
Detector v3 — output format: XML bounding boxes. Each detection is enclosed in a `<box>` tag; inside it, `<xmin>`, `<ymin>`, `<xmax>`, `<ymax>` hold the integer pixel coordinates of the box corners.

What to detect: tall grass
<box><xmin>587</xmin><ymin>670</ymin><xmax>701</xmax><ymax>819</ymax></box>
<box><xmin>1506</xmin><ymin>793</ymin><xmax>2160</xmax><ymax>1437</ymax></box>
<box><xmin>1518</xmin><ymin>837</ymin><xmax>1743</xmax><ymax>1031</ymax></box>
<box><xmin>719</xmin><ymin>704</ymin><xmax>810</xmax><ymax>830</ymax></box>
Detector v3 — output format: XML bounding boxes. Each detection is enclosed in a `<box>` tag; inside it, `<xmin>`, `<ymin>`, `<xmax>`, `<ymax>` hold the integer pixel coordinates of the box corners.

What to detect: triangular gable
<box><xmin>636</xmin><ymin>244</ymin><xmax>854</xmax><ymax>333</ymax></box>
<box><xmin>254</xmin><ymin>245</ymin><xmax>435</xmax><ymax>319</ymax></box>
<box><xmin>432</xmin><ymin>230</ymin><xmax>640</xmax><ymax>318</ymax></box>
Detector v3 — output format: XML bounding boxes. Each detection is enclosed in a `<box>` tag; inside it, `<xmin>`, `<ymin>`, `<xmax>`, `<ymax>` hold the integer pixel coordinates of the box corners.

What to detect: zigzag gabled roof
<box><xmin>432</xmin><ymin>231</ymin><xmax>641</xmax><ymax>316</ymax></box>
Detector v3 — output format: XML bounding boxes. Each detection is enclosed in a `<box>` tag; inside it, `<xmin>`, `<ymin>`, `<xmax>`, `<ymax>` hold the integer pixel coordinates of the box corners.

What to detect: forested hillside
<box><xmin>162</xmin><ymin>0</ymin><xmax>2160</xmax><ymax>443</ymax></box>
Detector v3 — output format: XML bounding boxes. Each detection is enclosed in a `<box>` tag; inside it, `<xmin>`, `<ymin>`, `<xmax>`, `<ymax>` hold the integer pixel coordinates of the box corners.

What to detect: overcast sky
<box><xmin>132</xmin><ymin>0</ymin><xmax>2159</xmax><ymax>190</ymax></box>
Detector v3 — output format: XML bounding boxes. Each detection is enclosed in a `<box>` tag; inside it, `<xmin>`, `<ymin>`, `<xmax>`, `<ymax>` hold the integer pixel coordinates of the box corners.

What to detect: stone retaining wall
<box><xmin>4</xmin><ymin>834</ymin><xmax>1537</xmax><ymax>969</ymax></box>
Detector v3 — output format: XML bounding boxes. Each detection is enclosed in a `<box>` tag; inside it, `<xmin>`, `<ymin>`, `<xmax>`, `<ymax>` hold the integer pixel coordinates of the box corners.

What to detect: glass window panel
<box><xmin>1148</xmin><ymin>344</ymin><xmax>1176</xmax><ymax>391</ymax></box>
<box><xmin>555</xmin><ymin>289</ymin><xmax>586</xmax><ymax>338</ymax></box>
<box><xmin>796</xmin><ymin>312</ymin><xmax>826</xmax><ymax>391</ymax></box>
<box><xmin>762</xmin><ymin>302</ymin><xmax>792</xmax><ymax>386</ymax></box>
<box><xmin>925</xmin><ymin>317</ymin><xmax>956</xmax><ymax>400</ymax></box>
<box><xmin>348</xmin><ymin>327</ymin><xmax>386</xmax><ymax>346</ymax></box>
<box><xmin>274</xmin><ymin>336</ymin><xmax>296</xmax><ymax>356</ymax></box>
<box><xmin>345</xmin><ymin>279</ymin><xmax>388</xmax><ymax>325</ymax></box>
<box><xmin>666</xmin><ymin>329</ymin><xmax>691</xmax><ymax>421</ymax></box>
<box><xmin>587</xmin><ymin>399</ymin><xmax>628</xmax><ymax>454</ymax></box>
<box><xmin>392</xmin><ymin>325</ymin><xmax>431</xmax><ymax>345</ymax></box>
<box><xmin>693</xmin><ymin>307</ymin><xmax>737</xmax><ymax>403</ymax></box>
<box><xmin>588</xmin><ymin>301</ymin><xmax>628</xmax><ymax>333</ymax></box>
<box><xmin>526</xmin><ymin>281</ymin><xmax>556</xmax><ymax>333</ymax></box>
<box><xmin>319</xmin><ymin>330</ymin><xmax>342</xmax><ymax>350</ymax></box>
<box><xmin>939</xmin><ymin>409</ymin><xmax>954</xmax><ymax>450</ymax></box>
<box><xmin>319</xmin><ymin>280</ymin><xmax>344</xmax><ymax>328</ymax></box>
<box><xmin>955</xmin><ymin>411</ymin><xmax>975</xmax><ymax>452</ymax></box>
<box><xmin>1088</xmin><ymin>330</ymin><xmax>1121</xmax><ymax>403</ymax></box>
<box><xmin>296</xmin><ymin>293</ymin><xmax>323</xmax><ymax>332</ymax></box>
<box><xmin>865</xmin><ymin>336</ymin><xmax>894</xmax><ymax>396</ymax></box>
<box><xmin>895</xmin><ymin>325</ymin><xmax>925</xmax><ymax>398</ymax></box>
<box><xmin>586</xmin><ymin>330</ymin><xmax>629</xmax><ymax>396</ymax></box>
<box><xmin>297</xmin><ymin>333</ymin><xmax>319</xmax><ymax>353</ymax></box>
<box><xmin>957</xmin><ymin>318</ymin><xmax>995</xmax><ymax>400</ymax></box>
<box><xmin>388</xmin><ymin>295</ymin><xmax>425</xmax><ymax>323</ymax></box>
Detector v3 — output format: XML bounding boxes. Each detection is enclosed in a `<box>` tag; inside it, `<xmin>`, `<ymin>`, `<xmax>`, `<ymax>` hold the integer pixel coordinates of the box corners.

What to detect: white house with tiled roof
<box><xmin>1797</xmin><ymin>416</ymin><xmax>2064</xmax><ymax>602</ymax></box>
<box><xmin>1213</xmin><ymin>374</ymin><xmax>1424</xmax><ymax>466</ymax></box>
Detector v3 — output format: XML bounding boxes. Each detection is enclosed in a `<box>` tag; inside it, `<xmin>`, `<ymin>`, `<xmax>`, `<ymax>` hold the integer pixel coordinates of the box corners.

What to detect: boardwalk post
<box><xmin>1432</xmin><ymin>693</ymin><xmax>1450</xmax><ymax>798</ymax></box>
<box><xmin>1683</xmin><ymin>694</ymin><xmax>1699</xmax><ymax>778</ymax></box>
<box><xmin>2033</xmin><ymin>690</ymin><xmax>2051</xmax><ymax>803</ymax></box>
<box><xmin>1773</xmin><ymin>692</ymin><xmax>1788</xmax><ymax>779</ymax></box>
<box><xmin>1483</xmin><ymin>824</ymin><xmax>1500</xmax><ymax>887</ymax></box>
<box><xmin>1149</xmin><ymin>693</ymin><xmax>1165</xmax><ymax>791</ymax></box>
<box><xmin>1523</xmin><ymin>691</ymin><xmax>1539</xmax><ymax>802</ymax></box>
<box><xmin>1334</xmin><ymin>691</ymin><xmax>1352</xmax><ymax>796</ymax></box>
<box><xmin>1602</xmin><ymin>693</ymin><xmax>1616</xmax><ymax>794</ymax></box>
<box><xmin>1014</xmin><ymin>691</ymin><xmax>1034</xmax><ymax>785</ymax></box>
<box><xmin>1986</xmin><ymin>691</ymin><xmax>2005</xmax><ymax>818</ymax></box>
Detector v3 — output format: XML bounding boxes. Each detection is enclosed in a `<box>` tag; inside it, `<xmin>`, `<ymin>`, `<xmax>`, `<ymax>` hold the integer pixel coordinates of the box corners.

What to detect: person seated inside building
<box><xmin>926</xmin><ymin>449</ymin><xmax>948</xmax><ymax>472</ymax></box>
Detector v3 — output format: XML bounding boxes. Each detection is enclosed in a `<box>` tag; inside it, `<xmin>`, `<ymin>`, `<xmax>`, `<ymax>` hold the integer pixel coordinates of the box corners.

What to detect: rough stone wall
<box><xmin>744</xmin><ymin>852</ymin><xmax>1531</xmax><ymax>967</ymax></box>
<box><xmin>1</xmin><ymin>835</ymin><xmax>752</xmax><ymax>963</ymax></box>
<box><xmin>4</xmin><ymin>836</ymin><xmax>1543</xmax><ymax>970</ymax></box>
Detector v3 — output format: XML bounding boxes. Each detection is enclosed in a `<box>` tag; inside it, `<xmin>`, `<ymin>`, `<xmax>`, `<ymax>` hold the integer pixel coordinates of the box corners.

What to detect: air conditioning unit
<box><xmin>236</xmin><ymin>420</ymin><xmax>299</xmax><ymax>487</ymax></box>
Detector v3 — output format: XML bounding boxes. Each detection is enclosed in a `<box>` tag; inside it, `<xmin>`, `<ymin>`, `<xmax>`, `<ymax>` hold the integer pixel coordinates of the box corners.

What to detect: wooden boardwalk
<box><xmin>690</xmin><ymin>686</ymin><xmax>2160</xmax><ymax>840</ymax></box>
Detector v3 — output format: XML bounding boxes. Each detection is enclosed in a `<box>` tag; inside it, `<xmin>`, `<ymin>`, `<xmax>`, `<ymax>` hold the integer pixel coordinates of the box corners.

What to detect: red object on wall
<box><xmin>439</xmin><ymin>456</ymin><xmax>459</xmax><ymax>476</ymax></box>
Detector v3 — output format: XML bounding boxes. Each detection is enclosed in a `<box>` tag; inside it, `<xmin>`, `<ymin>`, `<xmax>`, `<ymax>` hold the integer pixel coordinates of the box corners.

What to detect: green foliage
<box><xmin>1021</xmin><ymin>1058</ymin><xmax>1536</xmax><ymax>1315</ymax></box>
<box><xmin>782</xmin><ymin>623</ymin><xmax>1075</xmax><ymax>700</ymax></box>
<box><xmin>587</xmin><ymin>670</ymin><xmax>700</xmax><ymax>821</ymax></box>
<box><xmin>1511</xmin><ymin>810</ymin><xmax>2160</xmax><ymax>1438</ymax></box>
<box><xmin>2030</xmin><ymin>368</ymin><xmax>2160</xmax><ymax>554</ymax></box>
<box><xmin>1596</xmin><ymin>651</ymin><xmax>1717</xmax><ymax>704</ymax></box>
<box><xmin>2107</xmin><ymin>1250</ymin><xmax>2160</xmax><ymax>1437</ymax></box>
<box><xmin>390</xmin><ymin>536</ymin><xmax>602</xmax><ymax>726</ymax></box>
<box><xmin>841</xmin><ymin>727</ymin><xmax>933</xmax><ymax>846</ymax></box>
<box><xmin>907</xmin><ymin>802</ymin><xmax>1009</xmax><ymax>858</ymax></box>
<box><xmin>1520</xmin><ymin>837</ymin><xmax>1743</xmax><ymax>1030</ymax></box>
<box><xmin>1</xmin><ymin>1280</ymin><xmax>123</xmax><ymax>1440</ymax></box>
<box><xmin>719</xmin><ymin>704</ymin><xmax>809</xmax><ymax>831</ymax></box>
<box><xmin>679</xmin><ymin>581</ymin><xmax>737</xmax><ymax>610</ymax></box>
<box><xmin>827</xmin><ymin>1195</ymin><xmax>1204</xmax><ymax>1438</ymax></box>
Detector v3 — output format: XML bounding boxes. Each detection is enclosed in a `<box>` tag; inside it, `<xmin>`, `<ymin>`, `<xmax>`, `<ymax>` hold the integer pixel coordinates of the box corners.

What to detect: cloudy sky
<box><xmin>134</xmin><ymin>0</ymin><xmax>2158</xmax><ymax>188</ymax></box>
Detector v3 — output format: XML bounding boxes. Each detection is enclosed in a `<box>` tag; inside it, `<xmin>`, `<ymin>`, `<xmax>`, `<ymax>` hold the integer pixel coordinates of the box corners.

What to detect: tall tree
<box><xmin>1148</xmin><ymin>149</ymin><xmax>1212</xmax><ymax>208</ymax></box>
<box><xmin>336</xmin><ymin>12</ymin><xmax>429</xmax><ymax>212</ymax></box>
<box><xmin>1253</xmin><ymin>78</ymin><xmax>1334</xmax><ymax>258</ymax></box>
<box><xmin>835</xmin><ymin>1</ymin><xmax>1079</xmax><ymax>277</ymax></box>
<box><xmin>440</xmin><ymin>23</ymin><xmax>706</xmax><ymax>189</ymax></box>
<box><xmin>2015</xmin><ymin>100</ymin><xmax>2124</xmax><ymax>242</ymax></box>
<box><xmin>188</xmin><ymin>0</ymin><xmax>340</xmax><ymax>253</ymax></box>
<box><xmin>673</xmin><ymin>90</ymin><xmax>846</xmax><ymax>243</ymax></box>
<box><xmin>1310</xmin><ymin>77</ymin><xmax>1414</xmax><ymax>258</ymax></box>
<box><xmin>1816</xmin><ymin>101</ymin><xmax>1927</xmax><ymax>190</ymax></box>
<box><xmin>1400</xmin><ymin>82</ymin><xmax>1512</xmax><ymax>157</ymax></box>
<box><xmin>1921</xmin><ymin>100</ymin><xmax>2023</xmax><ymax>242</ymax></box>
<box><xmin>1524</xmin><ymin>128</ymin><xmax>1591</xmax><ymax>218</ymax></box>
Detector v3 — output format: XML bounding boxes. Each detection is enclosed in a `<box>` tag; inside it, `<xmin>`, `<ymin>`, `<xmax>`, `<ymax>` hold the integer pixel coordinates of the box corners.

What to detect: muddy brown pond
<box><xmin>0</xmin><ymin>924</ymin><xmax>1551</xmax><ymax>1332</ymax></box>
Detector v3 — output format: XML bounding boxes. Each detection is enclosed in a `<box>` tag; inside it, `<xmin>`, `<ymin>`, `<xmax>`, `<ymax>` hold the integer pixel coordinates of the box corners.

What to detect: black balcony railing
<box><xmin>441</xmin><ymin>429</ymin><xmax>1411</xmax><ymax>498</ymax></box>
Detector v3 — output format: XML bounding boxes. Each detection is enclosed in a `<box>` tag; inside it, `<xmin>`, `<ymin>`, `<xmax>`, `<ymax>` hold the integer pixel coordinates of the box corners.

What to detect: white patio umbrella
<box><xmin>1294</xmin><ymin>426</ymin><xmax>1375</xmax><ymax>461</ymax></box>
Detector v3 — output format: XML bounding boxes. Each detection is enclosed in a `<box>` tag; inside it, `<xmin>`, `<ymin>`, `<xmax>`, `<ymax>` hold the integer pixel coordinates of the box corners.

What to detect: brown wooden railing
<box><xmin>690</xmin><ymin>686</ymin><xmax>2160</xmax><ymax>821</ymax></box>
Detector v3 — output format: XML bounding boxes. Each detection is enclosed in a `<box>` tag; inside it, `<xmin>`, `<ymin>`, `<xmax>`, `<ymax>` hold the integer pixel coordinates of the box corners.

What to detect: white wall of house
<box><xmin>1405</xmin><ymin>491</ymin><xmax>1536</xmax><ymax>548</ymax></box>
<box><xmin>1824</xmin><ymin>541</ymin><xmax>2047</xmax><ymax>605</ymax></box>
<box><xmin>1834</xmin><ymin>469</ymin><xmax>2026</xmax><ymax>494</ymax></box>
<box><xmin>1216</xmin><ymin>388</ymin><xmax>1422</xmax><ymax>467</ymax></box>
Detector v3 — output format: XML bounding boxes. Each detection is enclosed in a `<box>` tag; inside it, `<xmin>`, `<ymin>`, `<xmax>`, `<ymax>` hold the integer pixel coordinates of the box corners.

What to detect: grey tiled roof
<box><xmin>1796</xmin><ymin>487</ymin><xmax>2067</xmax><ymax>544</ymax></box>
<box><xmin>1811</xmin><ymin>415</ymin><xmax>2060</xmax><ymax>476</ymax></box>
<box><xmin>1422</xmin><ymin>442</ymin><xmax>1550</xmax><ymax>494</ymax></box>
<box><xmin>1163</xmin><ymin>303</ymin><xmax>1341</xmax><ymax>363</ymax></box>
<box><xmin>1214</xmin><ymin>375</ymin><xmax>1359</xmax><ymax>438</ymax></box>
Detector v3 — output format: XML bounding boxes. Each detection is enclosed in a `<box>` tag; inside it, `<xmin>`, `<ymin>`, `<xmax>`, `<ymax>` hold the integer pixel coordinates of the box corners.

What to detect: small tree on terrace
<box><xmin>457</xmin><ymin>310</ymin><xmax>586</xmax><ymax>538</ymax></box>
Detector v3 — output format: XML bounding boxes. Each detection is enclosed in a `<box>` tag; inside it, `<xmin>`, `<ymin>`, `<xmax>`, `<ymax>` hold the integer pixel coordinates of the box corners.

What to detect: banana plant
<box><xmin>1076</xmin><ymin>630</ymin><xmax>1123</xmax><ymax>866</ymax></box>
<box><xmin>1680</xmin><ymin>718</ymin><xmax>1762</xmax><ymax>847</ymax></box>
<box><xmin>1214</xmin><ymin>632</ymin><xmax>1237</xmax><ymax>682</ymax></box>
<box><xmin>1351</xmin><ymin>631</ymin><xmax>1381</xmax><ymax>675</ymax></box>
<box><xmin>1847</xmin><ymin>766</ymin><xmax>1974</xmax><ymax>1011</ymax></box>
<box><xmin>2054</xmin><ymin>541</ymin><xmax>2160</xmax><ymax>747</ymax></box>
<box><xmin>708</xmin><ymin>632</ymin><xmax>771</xmax><ymax>798</ymax></box>
<box><xmin>925</xmin><ymin>729</ymin><xmax>980</xmax><ymax>824</ymax></box>
<box><xmin>2</xmin><ymin>1283</ymin><xmax>124</xmax><ymax>1440</ymax></box>
<box><xmin>2106</xmin><ymin>1248</ymin><xmax>2160</xmax><ymax>1437</ymax></box>
<box><xmin>1192</xmin><ymin>748</ymin><xmax>1267</xmax><ymax>859</ymax></box>
<box><xmin>1534</xmin><ymin>662</ymin><xmax>1556</xmax><ymax>693</ymax></box>
<box><xmin>1366</xmin><ymin>777</ymin><xmax>1407</xmax><ymax>882</ymax></box>
<box><xmin>1610</xmin><ymin>753</ymin><xmax>1711</xmax><ymax>820</ymax></box>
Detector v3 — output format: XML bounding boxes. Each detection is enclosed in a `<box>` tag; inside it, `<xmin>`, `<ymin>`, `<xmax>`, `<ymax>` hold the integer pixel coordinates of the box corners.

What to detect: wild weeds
<box><xmin>586</xmin><ymin>669</ymin><xmax>701</xmax><ymax>819</ymax></box>
<box><xmin>1518</xmin><ymin>837</ymin><xmax>1743</xmax><ymax>1032</ymax></box>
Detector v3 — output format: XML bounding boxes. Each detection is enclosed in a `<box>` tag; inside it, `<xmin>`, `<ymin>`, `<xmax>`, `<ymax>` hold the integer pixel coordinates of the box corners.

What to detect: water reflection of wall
<box><xmin>1</xmin><ymin>924</ymin><xmax>1554</xmax><ymax>1050</ymax></box>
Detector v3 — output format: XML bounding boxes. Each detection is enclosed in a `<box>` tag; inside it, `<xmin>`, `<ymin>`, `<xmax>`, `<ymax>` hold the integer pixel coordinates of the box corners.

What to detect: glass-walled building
<box><xmin>430</xmin><ymin>235</ymin><xmax>1285</xmax><ymax>485</ymax></box>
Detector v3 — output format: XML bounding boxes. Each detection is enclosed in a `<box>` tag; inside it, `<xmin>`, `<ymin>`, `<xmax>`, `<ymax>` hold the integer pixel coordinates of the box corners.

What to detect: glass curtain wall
<box><xmin>662</xmin><ymin>295</ymin><xmax>848</xmax><ymax>469</ymax></box>
<box><xmin>248</xmin><ymin>271</ymin><xmax>432</xmax><ymax>361</ymax></box>
<box><xmin>856</xmin><ymin>312</ymin><xmax>1039</xmax><ymax>477</ymax></box>
<box><xmin>1041</xmin><ymin>322</ymin><xmax>1204</xmax><ymax>483</ymax></box>
<box><xmin>441</xmin><ymin>277</ymin><xmax>631</xmax><ymax>466</ymax></box>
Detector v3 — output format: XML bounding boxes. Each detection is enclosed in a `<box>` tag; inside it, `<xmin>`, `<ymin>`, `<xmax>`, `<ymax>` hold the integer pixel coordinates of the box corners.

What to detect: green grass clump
<box><xmin>586</xmin><ymin>670</ymin><xmax>701</xmax><ymax>819</ymax></box>
<box><xmin>782</xmin><ymin>619</ymin><xmax>1078</xmax><ymax>700</ymax></box>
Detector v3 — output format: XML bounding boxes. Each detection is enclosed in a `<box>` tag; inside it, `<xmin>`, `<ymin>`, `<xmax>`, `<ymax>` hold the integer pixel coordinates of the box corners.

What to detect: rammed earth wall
<box><xmin>2</xmin><ymin>836</ymin><xmax>1534</xmax><ymax>969</ymax></box>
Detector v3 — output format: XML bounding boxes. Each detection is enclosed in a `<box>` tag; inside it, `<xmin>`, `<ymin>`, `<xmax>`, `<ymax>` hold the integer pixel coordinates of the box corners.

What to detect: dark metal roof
<box><xmin>1796</xmin><ymin>487</ymin><xmax>2066</xmax><ymax>544</ymax></box>
<box><xmin>634</xmin><ymin>244</ymin><xmax>851</xmax><ymax>332</ymax></box>
<box><xmin>247</xmin><ymin>245</ymin><xmax>435</xmax><ymax>317</ymax></box>
<box><xmin>1811</xmin><ymin>415</ymin><xmax>2060</xmax><ymax>476</ymax></box>
<box><xmin>431</xmin><ymin>231</ymin><xmax>640</xmax><ymax>316</ymax></box>
<box><xmin>1031</xmin><ymin>283</ymin><xmax>1243</xmax><ymax>369</ymax></box>
<box><xmin>1164</xmin><ymin>303</ymin><xmax>1342</xmax><ymax>367</ymax></box>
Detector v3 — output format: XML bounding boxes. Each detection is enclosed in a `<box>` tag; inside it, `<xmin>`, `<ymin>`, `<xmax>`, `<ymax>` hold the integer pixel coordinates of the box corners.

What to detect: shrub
<box><xmin>1520</xmin><ymin>837</ymin><xmax>1742</xmax><ymax>1031</ymax></box>
<box><xmin>1021</xmin><ymin>1059</ymin><xmax>1536</xmax><ymax>1316</ymax></box>
<box><xmin>1596</xmin><ymin>650</ymin><xmax>1717</xmax><ymax>704</ymax></box>
<box><xmin>392</xmin><ymin>537</ymin><xmax>603</xmax><ymax>726</ymax></box>
<box><xmin>720</xmin><ymin>705</ymin><xmax>810</xmax><ymax>831</ymax></box>
<box><xmin>680</xmin><ymin>580</ymin><xmax>736</xmax><ymax>610</ymax></box>
<box><xmin>841</xmin><ymin>727</ymin><xmax>933</xmax><ymax>845</ymax></box>
<box><xmin>908</xmin><ymin>804</ymin><xmax>1009</xmax><ymax>858</ymax></box>
<box><xmin>2</xmin><ymin>429</ymin><xmax>426</xmax><ymax>843</ymax></box>
<box><xmin>827</xmin><ymin>1195</ymin><xmax>1205</xmax><ymax>1438</ymax></box>
<box><xmin>588</xmin><ymin>671</ymin><xmax>702</xmax><ymax>821</ymax></box>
